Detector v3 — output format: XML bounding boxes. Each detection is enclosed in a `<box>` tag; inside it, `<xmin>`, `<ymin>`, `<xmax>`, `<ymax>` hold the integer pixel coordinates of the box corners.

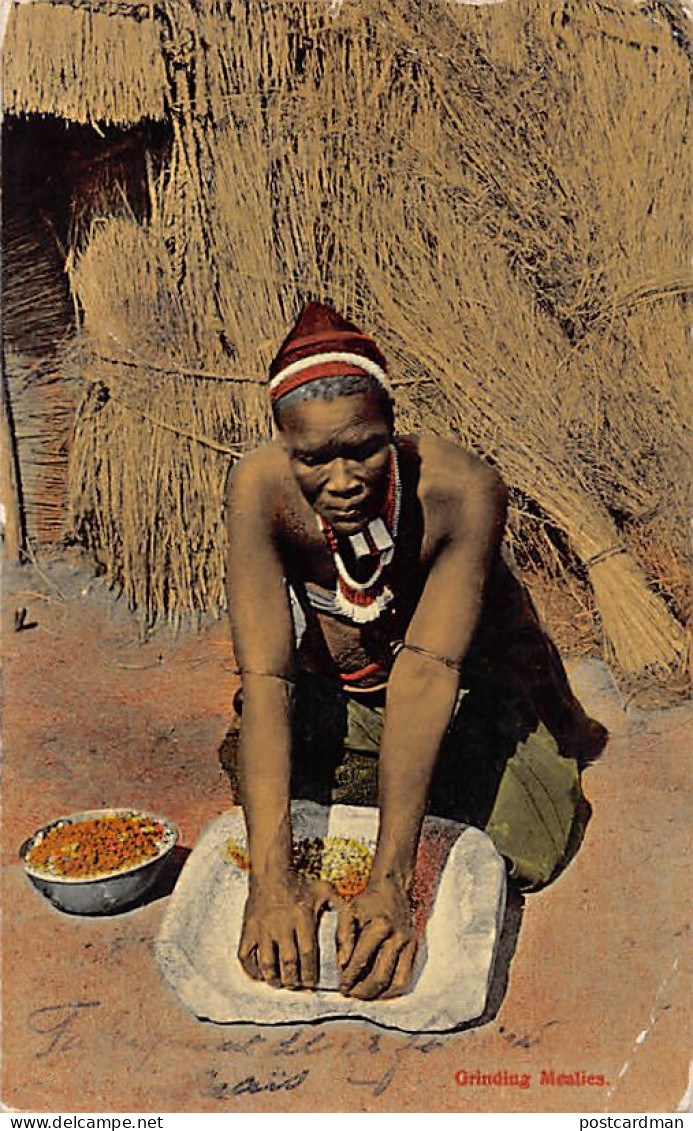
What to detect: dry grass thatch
<box><xmin>2</xmin><ymin>0</ymin><xmax>167</xmax><ymax>125</ymax></box>
<box><xmin>65</xmin><ymin>211</ymin><xmax>268</xmax><ymax>623</ymax></box>
<box><xmin>64</xmin><ymin>0</ymin><xmax>690</xmax><ymax>674</ymax></box>
<box><xmin>3</xmin><ymin>210</ymin><xmax>77</xmax><ymax>544</ymax></box>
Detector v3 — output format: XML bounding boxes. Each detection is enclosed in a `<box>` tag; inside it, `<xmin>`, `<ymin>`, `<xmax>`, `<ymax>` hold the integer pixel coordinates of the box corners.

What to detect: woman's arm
<box><xmin>226</xmin><ymin>452</ymin><xmax>326</xmax><ymax>990</ymax></box>
<box><xmin>337</xmin><ymin>457</ymin><xmax>508</xmax><ymax>999</ymax></box>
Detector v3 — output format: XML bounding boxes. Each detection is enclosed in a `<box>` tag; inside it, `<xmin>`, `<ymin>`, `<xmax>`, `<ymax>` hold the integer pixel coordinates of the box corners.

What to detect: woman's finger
<box><xmin>307</xmin><ymin>879</ymin><xmax>337</xmax><ymax>914</ymax></box>
<box><xmin>238</xmin><ymin>943</ymin><xmax>261</xmax><ymax>980</ymax></box>
<box><xmin>379</xmin><ymin>939</ymin><xmax>418</xmax><ymax>1000</ymax></box>
<box><xmin>294</xmin><ymin>916</ymin><xmax>319</xmax><ymax>989</ymax></box>
<box><xmin>339</xmin><ymin>919</ymin><xmax>392</xmax><ymax>992</ymax></box>
<box><xmin>346</xmin><ymin>935</ymin><xmax>404</xmax><ymax>1000</ymax></box>
<box><xmin>335</xmin><ymin>908</ymin><xmax>358</xmax><ymax>971</ymax></box>
<box><xmin>277</xmin><ymin>930</ymin><xmax>301</xmax><ymax>991</ymax></box>
<box><xmin>258</xmin><ymin>932</ymin><xmax>280</xmax><ymax>986</ymax></box>
<box><xmin>238</xmin><ymin>925</ymin><xmax>262</xmax><ymax>980</ymax></box>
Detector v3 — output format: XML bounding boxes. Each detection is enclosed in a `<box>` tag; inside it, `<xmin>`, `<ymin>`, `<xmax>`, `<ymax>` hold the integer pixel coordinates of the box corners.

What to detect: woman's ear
<box><xmin>271</xmin><ymin>405</ymin><xmax>286</xmax><ymax>442</ymax></box>
<box><xmin>275</xmin><ymin>426</ymin><xmax>291</xmax><ymax>454</ymax></box>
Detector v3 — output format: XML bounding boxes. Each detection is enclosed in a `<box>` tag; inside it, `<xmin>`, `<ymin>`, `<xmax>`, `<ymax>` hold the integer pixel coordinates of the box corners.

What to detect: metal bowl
<box><xmin>19</xmin><ymin>808</ymin><xmax>179</xmax><ymax>915</ymax></box>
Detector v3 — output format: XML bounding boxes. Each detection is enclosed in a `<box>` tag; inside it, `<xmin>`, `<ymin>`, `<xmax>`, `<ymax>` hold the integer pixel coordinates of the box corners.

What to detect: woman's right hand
<box><xmin>238</xmin><ymin>874</ymin><xmax>334</xmax><ymax>991</ymax></box>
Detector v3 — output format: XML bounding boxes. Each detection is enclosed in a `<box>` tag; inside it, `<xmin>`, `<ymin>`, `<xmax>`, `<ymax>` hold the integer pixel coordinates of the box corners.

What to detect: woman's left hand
<box><xmin>335</xmin><ymin>875</ymin><xmax>417</xmax><ymax>1000</ymax></box>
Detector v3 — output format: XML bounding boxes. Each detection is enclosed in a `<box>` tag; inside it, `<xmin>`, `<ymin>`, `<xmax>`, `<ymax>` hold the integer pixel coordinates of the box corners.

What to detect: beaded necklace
<box><xmin>317</xmin><ymin>444</ymin><xmax>402</xmax><ymax>624</ymax></box>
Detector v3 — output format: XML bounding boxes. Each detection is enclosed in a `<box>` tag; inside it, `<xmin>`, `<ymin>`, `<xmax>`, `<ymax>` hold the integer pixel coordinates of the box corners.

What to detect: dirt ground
<box><xmin>1</xmin><ymin>549</ymin><xmax>690</xmax><ymax>1114</ymax></box>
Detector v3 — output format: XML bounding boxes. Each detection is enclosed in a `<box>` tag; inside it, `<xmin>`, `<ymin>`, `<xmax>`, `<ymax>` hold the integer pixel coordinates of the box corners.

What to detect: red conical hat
<box><xmin>268</xmin><ymin>301</ymin><xmax>390</xmax><ymax>404</ymax></box>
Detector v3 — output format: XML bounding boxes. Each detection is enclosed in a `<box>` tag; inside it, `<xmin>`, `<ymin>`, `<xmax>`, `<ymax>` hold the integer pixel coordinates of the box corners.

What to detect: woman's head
<box><xmin>277</xmin><ymin>381</ymin><xmax>393</xmax><ymax>535</ymax></box>
<box><xmin>269</xmin><ymin>303</ymin><xmax>395</xmax><ymax>532</ymax></box>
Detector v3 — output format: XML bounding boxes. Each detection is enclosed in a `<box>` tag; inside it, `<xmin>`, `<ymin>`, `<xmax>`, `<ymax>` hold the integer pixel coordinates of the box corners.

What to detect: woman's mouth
<box><xmin>325</xmin><ymin>505</ymin><xmax>368</xmax><ymax>529</ymax></box>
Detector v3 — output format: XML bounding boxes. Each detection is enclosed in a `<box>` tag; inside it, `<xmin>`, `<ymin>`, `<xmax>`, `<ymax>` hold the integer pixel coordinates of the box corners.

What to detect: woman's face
<box><xmin>278</xmin><ymin>390</ymin><xmax>393</xmax><ymax>535</ymax></box>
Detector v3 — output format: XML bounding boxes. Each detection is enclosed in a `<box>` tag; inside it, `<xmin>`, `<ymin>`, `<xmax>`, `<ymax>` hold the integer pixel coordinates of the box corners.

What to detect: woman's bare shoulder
<box><xmin>411</xmin><ymin>433</ymin><xmax>507</xmax><ymax>504</ymax></box>
<box><xmin>225</xmin><ymin>440</ymin><xmax>291</xmax><ymax>503</ymax></box>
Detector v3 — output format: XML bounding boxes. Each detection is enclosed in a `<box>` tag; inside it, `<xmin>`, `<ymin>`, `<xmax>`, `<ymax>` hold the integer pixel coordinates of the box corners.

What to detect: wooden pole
<box><xmin>0</xmin><ymin>30</ymin><xmax>26</xmax><ymax>562</ymax></box>
<box><xmin>0</xmin><ymin>358</ymin><xmax>26</xmax><ymax>561</ymax></box>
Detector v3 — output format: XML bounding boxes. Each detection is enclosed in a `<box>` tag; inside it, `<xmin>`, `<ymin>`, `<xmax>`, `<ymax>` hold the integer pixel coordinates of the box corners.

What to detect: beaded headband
<box><xmin>269</xmin><ymin>351</ymin><xmax>392</xmax><ymax>404</ymax></box>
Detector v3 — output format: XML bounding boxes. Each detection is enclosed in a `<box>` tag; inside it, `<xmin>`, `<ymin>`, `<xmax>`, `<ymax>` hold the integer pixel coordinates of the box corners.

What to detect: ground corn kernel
<box><xmin>225</xmin><ymin>835</ymin><xmax>373</xmax><ymax>900</ymax></box>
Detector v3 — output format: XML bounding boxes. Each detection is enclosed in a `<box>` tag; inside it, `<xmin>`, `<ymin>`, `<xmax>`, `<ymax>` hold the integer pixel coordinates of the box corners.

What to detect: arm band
<box><xmin>236</xmin><ymin>668</ymin><xmax>296</xmax><ymax>684</ymax></box>
<box><xmin>395</xmin><ymin>642</ymin><xmax>463</xmax><ymax>674</ymax></box>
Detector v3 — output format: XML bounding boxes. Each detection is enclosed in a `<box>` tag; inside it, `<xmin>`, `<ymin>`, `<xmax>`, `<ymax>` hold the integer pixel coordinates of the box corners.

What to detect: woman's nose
<box><xmin>327</xmin><ymin>458</ymin><xmax>360</xmax><ymax>496</ymax></box>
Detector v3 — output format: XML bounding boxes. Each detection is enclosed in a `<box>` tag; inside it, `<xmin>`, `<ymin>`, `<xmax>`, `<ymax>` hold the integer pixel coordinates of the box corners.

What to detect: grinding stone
<box><xmin>155</xmin><ymin>801</ymin><xmax>506</xmax><ymax>1032</ymax></box>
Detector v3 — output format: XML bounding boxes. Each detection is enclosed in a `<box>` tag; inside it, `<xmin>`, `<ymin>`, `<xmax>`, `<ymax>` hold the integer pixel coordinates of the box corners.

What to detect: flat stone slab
<box><xmin>155</xmin><ymin>802</ymin><xmax>506</xmax><ymax>1032</ymax></box>
<box><xmin>565</xmin><ymin>657</ymin><xmax>628</xmax><ymax>737</ymax></box>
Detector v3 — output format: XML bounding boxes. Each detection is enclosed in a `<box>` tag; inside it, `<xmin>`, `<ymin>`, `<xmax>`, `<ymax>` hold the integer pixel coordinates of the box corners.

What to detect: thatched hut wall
<box><xmin>1</xmin><ymin>1</ymin><xmax>170</xmax><ymax>549</ymax></box>
<box><xmin>2</xmin><ymin>0</ymin><xmax>167</xmax><ymax>126</ymax></box>
<box><xmin>2</xmin><ymin>113</ymin><xmax>171</xmax><ymax>546</ymax></box>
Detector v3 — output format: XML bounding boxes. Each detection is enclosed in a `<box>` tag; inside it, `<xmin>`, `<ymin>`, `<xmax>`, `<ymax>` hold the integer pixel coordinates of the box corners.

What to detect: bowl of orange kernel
<box><xmin>19</xmin><ymin>808</ymin><xmax>178</xmax><ymax>915</ymax></box>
